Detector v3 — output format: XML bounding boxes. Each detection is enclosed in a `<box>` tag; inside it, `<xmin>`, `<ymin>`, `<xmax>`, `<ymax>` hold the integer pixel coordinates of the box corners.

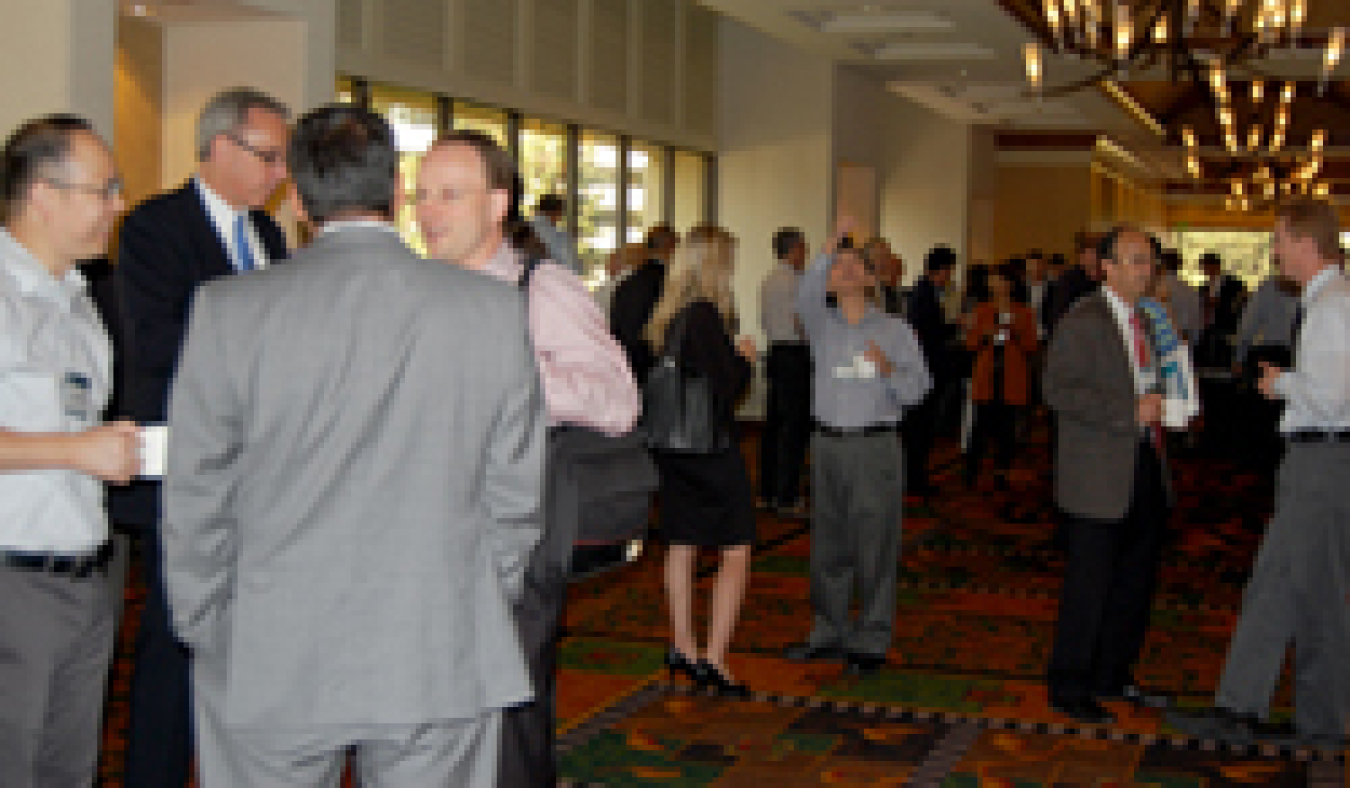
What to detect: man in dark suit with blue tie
<box><xmin>113</xmin><ymin>86</ymin><xmax>290</xmax><ymax>788</ymax></box>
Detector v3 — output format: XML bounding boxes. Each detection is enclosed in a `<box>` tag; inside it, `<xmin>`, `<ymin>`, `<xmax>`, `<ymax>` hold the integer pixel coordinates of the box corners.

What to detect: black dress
<box><xmin>652</xmin><ymin>301</ymin><xmax>756</xmax><ymax>547</ymax></box>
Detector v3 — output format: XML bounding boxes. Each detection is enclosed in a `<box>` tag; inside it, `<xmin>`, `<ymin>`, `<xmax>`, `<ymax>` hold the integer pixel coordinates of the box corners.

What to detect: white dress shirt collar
<box><xmin>1101</xmin><ymin>285</ymin><xmax>1150</xmax><ymax>395</ymax></box>
<box><xmin>194</xmin><ymin>176</ymin><xmax>269</xmax><ymax>270</ymax></box>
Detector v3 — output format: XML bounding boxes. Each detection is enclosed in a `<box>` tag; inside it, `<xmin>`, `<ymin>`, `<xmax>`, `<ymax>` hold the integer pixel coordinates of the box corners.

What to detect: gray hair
<box><xmin>195</xmin><ymin>87</ymin><xmax>290</xmax><ymax>162</ymax></box>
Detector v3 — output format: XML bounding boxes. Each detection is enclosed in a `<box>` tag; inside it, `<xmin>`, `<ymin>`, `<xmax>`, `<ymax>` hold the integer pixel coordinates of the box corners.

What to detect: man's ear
<box><xmin>490</xmin><ymin>188</ymin><xmax>511</xmax><ymax>225</ymax></box>
<box><xmin>286</xmin><ymin>181</ymin><xmax>312</xmax><ymax>228</ymax></box>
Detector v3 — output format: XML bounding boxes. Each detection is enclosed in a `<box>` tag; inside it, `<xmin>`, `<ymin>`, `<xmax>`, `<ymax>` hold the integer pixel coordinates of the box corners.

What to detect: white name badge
<box><xmin>139</xmin><ymin>425</ymin><xmax>168</xmax><ymax>478</ymax></box>
<box><xmin>833</xmin><ymin>353</ymin><xmax>878</xmax><ymax>380</ymax></box>
<box><xmin>61</xmin><ymin>372</ymin><xmax>93</xmax><ymax>424</ymax></box>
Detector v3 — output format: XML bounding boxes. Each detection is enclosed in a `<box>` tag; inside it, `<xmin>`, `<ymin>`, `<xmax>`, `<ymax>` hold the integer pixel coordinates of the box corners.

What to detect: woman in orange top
<box><xmin>965</xmin><ymin>262</ymin><xmax>1040</xmax><ymax>488</ymax></box>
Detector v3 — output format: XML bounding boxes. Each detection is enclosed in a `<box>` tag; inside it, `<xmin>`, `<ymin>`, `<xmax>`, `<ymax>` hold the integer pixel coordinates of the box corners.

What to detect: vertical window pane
<box><xmin>370</xmin><ymin>85</ymin><xmax>439</xmax><ymax>254</ymax></box>
<box><xmin>628</xmin><ymin>141</ymin><xmax>665</xmax><ymax>243</ymax></box>
<box><xmin>578</xmin><ymin>130</ymin><xmax>620</xmax><ymax>276</ymax></box>
<box><xmin>454</xmin><ymin>102</ymin><xmax>509</xmax><ymax>147</ymax></box>
<box><xmin>519</xmin><ymin>118</ymin><xmax>569</xmax><ymax>219</ymax></box>
<box><xmin>673</xmin><ymin>150</ymin><xmax>706</xmax><ymax>232</ymax></box>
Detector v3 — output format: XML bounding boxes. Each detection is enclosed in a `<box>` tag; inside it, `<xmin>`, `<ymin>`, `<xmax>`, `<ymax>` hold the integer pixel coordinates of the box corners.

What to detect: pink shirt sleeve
<box><xmin>527</xmin><ymin>263</ymin><xmax>641</xmax><ymax>435</ymax></box>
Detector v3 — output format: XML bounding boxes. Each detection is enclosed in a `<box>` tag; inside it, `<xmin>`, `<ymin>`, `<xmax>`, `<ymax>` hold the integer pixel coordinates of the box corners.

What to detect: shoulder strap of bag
<box><xmin>663</xmin><ymin>305</ymin><xmax>695</xmax><ymax>361</ymax></box>
<box><xmin>517</xmin><ymin>256</ymin><xmax>545</xmax><ymax>293</ymax></box>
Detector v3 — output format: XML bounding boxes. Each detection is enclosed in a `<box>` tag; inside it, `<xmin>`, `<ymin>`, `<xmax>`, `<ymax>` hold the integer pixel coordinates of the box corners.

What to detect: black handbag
<box><xmin>640</xmin><ymin>307</ymin><xmax>733</xmax><ymax>454</ymax></box>
<box><xmin>515</xmin><ymin>259</ymin><xmax>659</xmax><ymax>565</ymax></box>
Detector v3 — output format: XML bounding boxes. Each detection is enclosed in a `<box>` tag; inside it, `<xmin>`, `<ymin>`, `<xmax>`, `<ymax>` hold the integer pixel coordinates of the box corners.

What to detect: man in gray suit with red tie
<box><xmin>163</xmin><ymin>104</ymin><xmax>545</xmax><ymax>785</ymax></box>
<box><xmin>1043</xmin><ymin>226</ymin><xmax>1173</xmax><ymax>724</ymax></box>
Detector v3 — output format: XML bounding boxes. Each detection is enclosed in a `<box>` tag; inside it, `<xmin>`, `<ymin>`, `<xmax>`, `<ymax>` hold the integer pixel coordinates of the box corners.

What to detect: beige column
<box><xmin>1</xmin><ymin>0</ymin><xmax>116</xmax><ymax>141</ymax></box>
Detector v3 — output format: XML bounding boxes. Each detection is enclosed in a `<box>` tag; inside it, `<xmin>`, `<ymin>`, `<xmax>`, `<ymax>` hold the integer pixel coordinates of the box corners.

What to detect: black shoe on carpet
<box><xmin>1050</xmin><ymin>697</ymin><xmax>1116</xmax><ymax>725</ymax></box>
<box><xmin>1164</xmin><ymin>706</ymin><xmax>1265</xmax><ymax>743</ymax></box>
<box><xmin>844</xmin><ymin>652</ymin><xmax>887</xmax><ymax>677</ymax></box>
<box><xmin>782</xmin><ymin>642</ymin><xmax>846</xmax><ymax>662</ymax></box>
<box><xmin>1095</xmin><ymin>684</ymin><xmax>1173</xmax><ymax>709</ymax></box>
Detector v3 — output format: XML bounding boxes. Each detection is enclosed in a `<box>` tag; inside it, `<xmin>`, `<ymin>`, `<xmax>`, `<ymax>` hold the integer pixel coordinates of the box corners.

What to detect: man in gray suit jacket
<box><xmin>162</xmin><ymin>105</ymin><xmax>545</xmax><ymax>786</ymax></box>
<box><xmin>1043</xmin><ymin>226</ymin><xmax>1173</xmax><ymax>725</ymax></box>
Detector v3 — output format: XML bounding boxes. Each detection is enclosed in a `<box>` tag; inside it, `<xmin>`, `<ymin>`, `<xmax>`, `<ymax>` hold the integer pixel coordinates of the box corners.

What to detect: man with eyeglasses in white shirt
<box><xmin>0</xmin><ymin>114</ymin><xmax>141</xmax><ymax>788</ymax></box>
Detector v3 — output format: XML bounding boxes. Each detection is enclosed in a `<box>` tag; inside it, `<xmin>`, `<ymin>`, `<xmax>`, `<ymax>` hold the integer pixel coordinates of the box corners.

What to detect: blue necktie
<box><xmin>234</xmin><ymin>214</ymin><xmax>256</xmax><ymax>272</ymax></box>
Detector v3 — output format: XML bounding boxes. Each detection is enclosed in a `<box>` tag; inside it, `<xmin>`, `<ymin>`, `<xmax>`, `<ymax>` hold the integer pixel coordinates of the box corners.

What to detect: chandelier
<box><xmin>1023</xmin><ymin>1</ymin><xmax>1344</xmax><ymax>98</ymax></box>
<box><xmin>1021</xmin><ymin>1</ymin><xmax>1344</xmax><ymax>205</ymax></box>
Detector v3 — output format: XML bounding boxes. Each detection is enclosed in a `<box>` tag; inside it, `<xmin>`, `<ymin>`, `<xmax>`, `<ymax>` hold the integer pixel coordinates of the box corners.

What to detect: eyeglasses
<box><xmin>409</xmin><ymin>186</ymin><xmax>489</xmax><ymax>205</ymax></box>
<box><xmin>42</xmin><ymin>178</ymin><xmax>123</xmax><ymax>201</ymax></box>
<box><xmin>226</xmin><ymin>133</ymin><xmax>285</xmax><ymax>166</ymax></box>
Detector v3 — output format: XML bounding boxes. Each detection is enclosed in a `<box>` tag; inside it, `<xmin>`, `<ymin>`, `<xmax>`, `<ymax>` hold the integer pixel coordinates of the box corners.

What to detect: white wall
<box><xmin>2</xmin><ymin>0</ymin><xmax>116</xmax><ymax>141</ymax></box>
<box><xmin>716</xmin><ymin>17</ymin><xmax>834</xmax><ymax>416</ymax></box>
<box><xmin>717</xmin><ymin>18</ymin><xmax>833</xmax><ymax>335</ymax></box>
<box><xmin>161</xmin><ymin>19</ymin><xmax>308</xmax><ymax>188</ymax></box>
<box><xmin>879</xmin><ymin>96</ymin><xmax>974</xmax><ymax>286</ymax></box>
<box><xmin>830</xmin><ymin>66</ymin><xmax>979</xmax><ymax>287</ymax></box>
<box><xmin>832</xmin><ymin>67</ymin><xmax>891</xmax><ymax>238</ymax></box>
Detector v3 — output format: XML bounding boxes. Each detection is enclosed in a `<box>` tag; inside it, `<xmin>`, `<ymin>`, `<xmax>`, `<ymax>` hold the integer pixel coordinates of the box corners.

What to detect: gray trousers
<box><xmin>0</xmin><ymin>548</ymin><xmax>123</xmax><ymax>788</ymax></box>
<box><xmin>1215</xmin><ymin>443</ymin><xmax>1350</xmax><ymax>736</ymax></box>
<box><xmin>805</xmin><ymin>431</ymin><xmax>905</xmax><ymax>656</ymax></box>
<box><xmin>193</xmin><ymin>654</ymin><xmax>503</xmax><ymax>787</ymax></box>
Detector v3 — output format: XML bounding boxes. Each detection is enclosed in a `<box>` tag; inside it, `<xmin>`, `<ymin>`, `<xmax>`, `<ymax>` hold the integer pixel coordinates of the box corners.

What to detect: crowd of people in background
<box><xmin>2</xmin><ymin>84</ymin><xmax>1348</xmax><ymax>788</ymax></box>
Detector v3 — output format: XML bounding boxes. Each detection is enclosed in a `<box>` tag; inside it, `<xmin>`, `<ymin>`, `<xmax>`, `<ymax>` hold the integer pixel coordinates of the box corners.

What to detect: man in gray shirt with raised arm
<box><xmin>782</xmin><ymin>223</ymin><xmax>930</xmax><ymax>676</ymax></box>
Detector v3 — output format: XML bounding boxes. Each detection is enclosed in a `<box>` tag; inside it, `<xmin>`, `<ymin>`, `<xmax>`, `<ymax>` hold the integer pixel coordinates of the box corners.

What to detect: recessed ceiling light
<box><xmin>823</xmin><ymin>13</ymin><xmax>952</xmax><ymax>33</ymax></box>
<box><xmin>873</xmin><ymin>43</ymin><xmax>996</xmax><ymax>60</ymax></box>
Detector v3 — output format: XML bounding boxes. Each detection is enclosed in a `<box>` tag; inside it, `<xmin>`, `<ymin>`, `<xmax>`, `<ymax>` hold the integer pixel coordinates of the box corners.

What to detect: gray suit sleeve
<box><xmin>162</xmin><ymin>286</ymin><xmax>241</xmax><ymax>653</ymax></box>
<box><xmin>1043</xmin><ymin>310</ymin><xmax>1136</xmax><ymax>436</ymax></box>
<box><xmin>482</xmin><ymin>314</ymin><xmax>548</xmax><ymax>601</ymax></box>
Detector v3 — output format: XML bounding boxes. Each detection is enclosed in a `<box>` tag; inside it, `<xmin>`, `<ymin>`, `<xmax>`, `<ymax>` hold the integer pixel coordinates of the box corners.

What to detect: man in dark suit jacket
<box><xmin>1042</xmin><ymin>232</ymin><xmax>1101</xmax><ymax>336</ymax></box>
<box><xmin>113</xmin><ymin>86</ymin><xmax>290</xmax><ymax>788</ymax></box>
<box><xmin>1042</xmin><ymin>226</ymin><xmax>1174</xmax><ymax>725</ymax></box>
<box><xmin>610</xmin><ymin>223</ymin><xmax>678</xmax><ymax>382</ymax></box>
<box><xmin>1196</xmin><ymin>252</ymin><xmax>1247</xmax><ymax>368</ymax></box>
<box><xmin>902</xmin><ymin>246</ymin><xmax>957</xmax><ymax>496</ymax></box>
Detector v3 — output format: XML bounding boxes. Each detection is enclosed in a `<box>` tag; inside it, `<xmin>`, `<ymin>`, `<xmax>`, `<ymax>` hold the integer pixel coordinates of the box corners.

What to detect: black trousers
<box><xmin>497</xmin><ymin>568</ymin><xmax>568</xmax><ymax>788</ymax></box>
<box><xmin>758</xmin><ymin>343</ymin><xmax>812</xmax><ymax>506</ymax></box>
<box><xmin>903</xmin><ymin>388</ymin><xmax>941</xmax><ymax>492</ymax></box>
<box><xmin>966</xmin><ymin>400</ymin><xmax>1018</xmax><ymax>483</ymax></box>
<box><xmin>1047</xmin><ymin>441</ymin><xmax>1167</xmax><ymax>702</ymax></box>
<box><xmin>498</xmin><ymin>436</ymin><xmax>580</xmax><ymax>788</ymax></box>
<box><xmin>125</xmin><ymin>526</ymin><xmax>194</xmax><ymax>788</ymax></box>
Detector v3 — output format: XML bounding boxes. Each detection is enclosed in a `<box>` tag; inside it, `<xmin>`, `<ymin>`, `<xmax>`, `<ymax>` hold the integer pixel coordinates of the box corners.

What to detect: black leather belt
<box><xmin>815</xmin><ymin>422</ymin><xmax>898</xmax><ymax>438</ymax></box>
<box><xmin>1285</xmin><ymin>431</ymin><xmax>1350</xmax><ymax>444</ymax></box>
<box><xmin>2</xmin><ymin>542</ymin><xmax>113</xmax><ymax>579</ymax></box>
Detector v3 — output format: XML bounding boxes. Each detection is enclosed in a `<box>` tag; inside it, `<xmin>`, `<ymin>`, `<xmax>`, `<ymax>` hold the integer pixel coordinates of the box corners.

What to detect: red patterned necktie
<box><xmin>1130</xmin><ymin>314</ymin><xmax>1163</xmax><ymax>452</ymax></box>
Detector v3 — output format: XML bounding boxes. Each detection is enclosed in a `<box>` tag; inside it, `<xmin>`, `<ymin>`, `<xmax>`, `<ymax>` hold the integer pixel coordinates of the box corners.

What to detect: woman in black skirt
<box><xmin>645</xmin><ymin>225</ymin><xmax>757</xmax><ymax>697</ymax></box>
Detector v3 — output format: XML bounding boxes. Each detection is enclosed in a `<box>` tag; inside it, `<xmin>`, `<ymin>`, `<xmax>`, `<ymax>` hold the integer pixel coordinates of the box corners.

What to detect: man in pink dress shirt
<box><xmin>415</xmin><ymin>130</ymin><xmax>640</xmax><ymax>788</ymax></box>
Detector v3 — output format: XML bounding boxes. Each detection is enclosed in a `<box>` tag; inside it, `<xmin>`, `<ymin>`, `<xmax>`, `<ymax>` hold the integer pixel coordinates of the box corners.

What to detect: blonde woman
<box><xmin>646</xmin><ymin>226</ymin><xmax>758</xmax><ymax>697</ymax></box>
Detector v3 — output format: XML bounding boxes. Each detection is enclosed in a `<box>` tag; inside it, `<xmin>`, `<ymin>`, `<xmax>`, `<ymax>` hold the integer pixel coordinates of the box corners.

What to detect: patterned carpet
<box><xmin>97</xmin><ymin>420</ymin><xmax>1346</xmax><ymax>786</ymax></box>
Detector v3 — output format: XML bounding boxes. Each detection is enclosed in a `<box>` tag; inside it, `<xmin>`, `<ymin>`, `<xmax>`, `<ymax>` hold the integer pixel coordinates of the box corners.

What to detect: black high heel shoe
<box><xmin>699</xmin><ymin>661</ymin><xmax>751</xmax><ymax>699</ymax></box>
<box><xmin>665</xmin><ymin>648</ymin><xmax>709</xmax><ymax>686</ymax></box>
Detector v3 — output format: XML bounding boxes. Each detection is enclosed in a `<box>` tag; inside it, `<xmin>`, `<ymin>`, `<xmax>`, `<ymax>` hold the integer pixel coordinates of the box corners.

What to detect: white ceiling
<box><xmin>695</xmin><ymin>0</ymin><xmax>1345</xmax><ymax>179</ymax></box>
